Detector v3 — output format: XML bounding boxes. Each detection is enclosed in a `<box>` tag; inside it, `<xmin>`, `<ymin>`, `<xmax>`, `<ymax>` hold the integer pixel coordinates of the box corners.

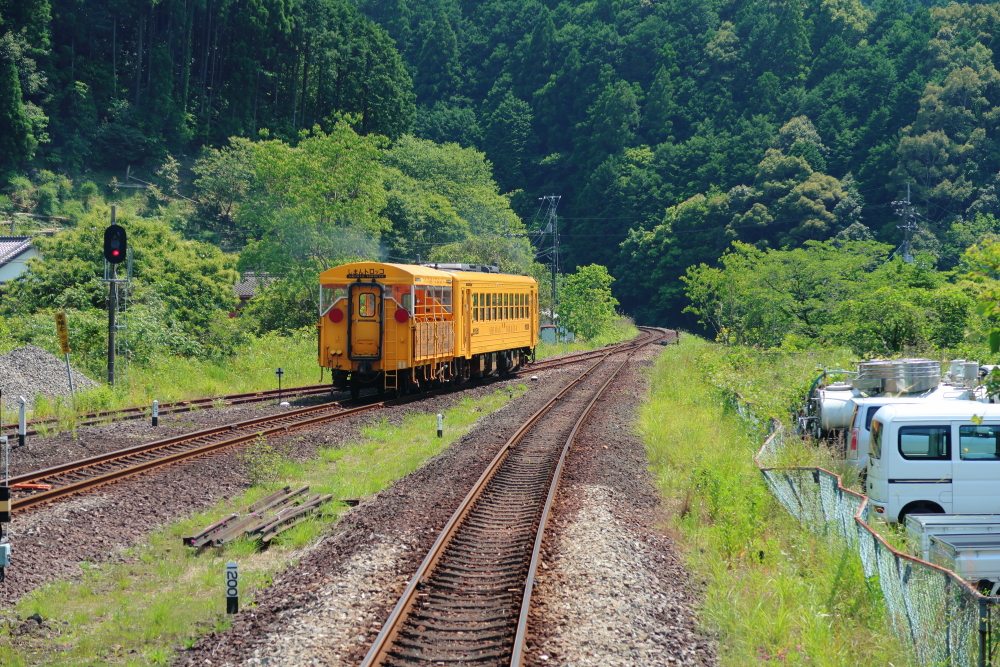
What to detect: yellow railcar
<box><xmin>318</xmin><ymin>262</ymin><xmax>539</xmax><ymax>396</ymax></box>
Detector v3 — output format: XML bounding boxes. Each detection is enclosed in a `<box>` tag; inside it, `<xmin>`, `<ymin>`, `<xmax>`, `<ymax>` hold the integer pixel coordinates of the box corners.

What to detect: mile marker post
<box><xmin>225</xmin><ymin>561</ymin><xmax>239</xmax><ymax>613</ymax></box>
<box><xmin>275</xmin><ymin>368</ymin><xmax>284</xmax><ymax>404</ymax></box>
<box><xmin>437</xmin><ymin>413</ymin><xmax>443</xmax><ymax>438</ymax></box>
<box><xmin>152</xmin><ymin>400</ymin><xmax>159</xmax><ymax>427</ymax></box>
<box><xmin>17</xmin><ymin>396</ymin><xmax>26</xmax><ymax>448</ymax></box>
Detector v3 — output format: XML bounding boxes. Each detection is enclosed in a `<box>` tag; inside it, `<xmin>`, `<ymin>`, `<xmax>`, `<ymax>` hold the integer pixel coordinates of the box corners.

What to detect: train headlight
<box><xmin>329</xmin><ymin>308</ymin><xmax>344</xmax><ymax>323</ymax></box>
<box><xmin>394</xmin><ymin>308</ymin><xmax>410</xmax><ymax>323</ymax></box>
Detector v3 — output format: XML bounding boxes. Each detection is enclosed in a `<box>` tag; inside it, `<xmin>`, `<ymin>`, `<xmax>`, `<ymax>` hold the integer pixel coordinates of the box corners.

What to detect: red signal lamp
<box><xmin>328</xmin><ymin>308</ymin><xmax>344</xmax><ymax>323</ymax></box>
<box><xmin>394</xmin><ymin>308</ymin><xmax>410</xmax><ymax>323</ymax></box>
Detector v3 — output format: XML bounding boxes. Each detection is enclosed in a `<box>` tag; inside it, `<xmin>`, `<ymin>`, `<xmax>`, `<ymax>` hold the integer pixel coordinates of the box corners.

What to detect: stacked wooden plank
<box><xmin>184</xmin><ymin>486</ymin><xmax>333</xmax><ymax>548</ymax></box>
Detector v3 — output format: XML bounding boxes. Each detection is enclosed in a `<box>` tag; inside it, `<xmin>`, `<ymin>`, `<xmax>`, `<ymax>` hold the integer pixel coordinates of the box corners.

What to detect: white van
<box><xmin>867</xmin><ymin>402</ymin><xmax>1000</xmax><ymax>523</ymax></box>
<box><xmin>846</xmin><ymin>386</ymin><xmax>984</xmax><ymax>471</ymax></box>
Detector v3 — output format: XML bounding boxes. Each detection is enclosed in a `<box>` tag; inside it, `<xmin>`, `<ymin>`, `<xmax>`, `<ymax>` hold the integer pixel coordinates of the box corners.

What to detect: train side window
<box><xmin>473</xmin><ymin>293</ymin><xmax>478</xmax><ymax>321</ymax></box>
<box><xmin>493</xmin><ymin>293</ymin><xmax>498</xmax><ymax>321</ymax></box>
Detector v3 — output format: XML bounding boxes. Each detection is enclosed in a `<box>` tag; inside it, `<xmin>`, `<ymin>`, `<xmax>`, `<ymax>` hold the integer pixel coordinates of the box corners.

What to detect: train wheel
<box><xmin>350</xmin><ymin>383</ymin><xmax>360</xmax><ymax>400</ymax></box>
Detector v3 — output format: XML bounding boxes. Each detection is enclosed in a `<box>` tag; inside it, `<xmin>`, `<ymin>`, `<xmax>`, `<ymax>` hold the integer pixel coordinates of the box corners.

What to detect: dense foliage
<box><xmin>11</xmin><ymin>0</ymin><xmax>1000</xmax><ymax>351</ymax></box>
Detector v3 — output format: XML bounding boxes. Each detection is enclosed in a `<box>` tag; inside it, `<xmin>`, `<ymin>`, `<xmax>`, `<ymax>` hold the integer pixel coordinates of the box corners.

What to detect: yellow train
<box><xmin>318</xmin><ymin>262</ymin><xmax>539</xmax><ymax>396</ymax></box>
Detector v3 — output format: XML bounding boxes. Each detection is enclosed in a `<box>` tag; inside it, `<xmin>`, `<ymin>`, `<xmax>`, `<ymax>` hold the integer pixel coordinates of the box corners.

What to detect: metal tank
<box><xmin>818</xmin><ymin>387</ymin><xmax>858</xmax><ymax>432</ymax></box>
<box><xmin>852</xmin><ymin>358</ymin><xmax>940</xmax><ymax>394</ymax></box>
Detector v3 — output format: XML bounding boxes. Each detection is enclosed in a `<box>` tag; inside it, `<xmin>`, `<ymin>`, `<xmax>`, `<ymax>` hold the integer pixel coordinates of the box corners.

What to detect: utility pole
<box><xmin>891</xmin><ymin>183</ymin><xmax>920</xmax><ymax>264</ymax></box>
<box><xmin>539</xmin><ymin>195</ymin><xmax>561</xmax><ymax>323</ymax></box>
<box><xmin>107</xmin><ymin>225</ymin><xmax>117</xmax><ymax>386</ymax></box>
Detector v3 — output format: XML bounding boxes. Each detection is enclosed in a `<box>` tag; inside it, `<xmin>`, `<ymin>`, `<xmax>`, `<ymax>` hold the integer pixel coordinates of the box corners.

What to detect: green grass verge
<box><xmin>20</xmin><ymin>329</ymin><xmax>319</xmax><ymax>426</ymax></box>
<box><xmin>0</xmin><ymin>383</ymin><xmax>527</xmax><ymax>666</ymax></box>
<box><xmin>640</xmin><ymin>336</ymin><xmax>912</xmax><ymax>667</ymax></box>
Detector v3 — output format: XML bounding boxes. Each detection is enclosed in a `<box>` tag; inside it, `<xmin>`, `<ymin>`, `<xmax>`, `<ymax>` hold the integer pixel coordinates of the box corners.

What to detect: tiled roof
<box><xmin>0</xmin><ymin>237</ymin><xmax>32</xmax><ymax>267</ymax></box>
<box><xmin>234</xmin><ymin>271</ymin><xmax>274</xmax><ymax>297</ymax></box>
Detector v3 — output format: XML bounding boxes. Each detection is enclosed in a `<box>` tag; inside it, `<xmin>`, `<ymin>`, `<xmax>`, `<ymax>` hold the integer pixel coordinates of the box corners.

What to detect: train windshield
<box><xmin>320</xmin><ymin>284</ymin><xmax>347</xmax><ymax>316</ymax></box>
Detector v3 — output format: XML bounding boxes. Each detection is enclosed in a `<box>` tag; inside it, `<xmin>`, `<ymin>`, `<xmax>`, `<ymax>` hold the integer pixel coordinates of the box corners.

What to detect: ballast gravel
<box><xmin>176</xmin><ymin>330</ymin><xmax>716</xmax><ymax>667</ymax></box>
<box><xmin>0</xmin><ymin>374</ymin><xmax>560</xmax><ymax>607</ymax></box>
<box><xmin>0</xmin><ymin>345</ymin><xmax>99</xmax><ymax>411</ymax></box>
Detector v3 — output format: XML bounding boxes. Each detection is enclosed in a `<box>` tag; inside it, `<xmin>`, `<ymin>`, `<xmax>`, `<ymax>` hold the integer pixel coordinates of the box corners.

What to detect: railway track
<box><xmin>5</xmin><ymin>329</ymin><xmax>667</xmax><ymax>514</ymax></box>
<box><xmin>5</xmin><ymin>399</ymin><xmax>379</xmax><ymax>512</ymax></box>
<box><xmin>359</xmin><ymin>327</ymin><xmax>667</xmax><ymax>667</ymax></box>
<box><xmin>0</xmin><ymin>384</ymin><xmax>334</xmax><ymax>438</ymax></box>
<box><xmin>0</xmin><ymin>332</ymin><xmax>668</xmax><ymax>439</ymax></box>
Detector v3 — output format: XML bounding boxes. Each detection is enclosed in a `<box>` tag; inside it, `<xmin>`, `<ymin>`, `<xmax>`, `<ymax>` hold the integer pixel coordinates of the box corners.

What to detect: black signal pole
<box><xmin>107</xmin><ymin>206</ymin><xmax>117</xmax><ymax>387</ymax></box>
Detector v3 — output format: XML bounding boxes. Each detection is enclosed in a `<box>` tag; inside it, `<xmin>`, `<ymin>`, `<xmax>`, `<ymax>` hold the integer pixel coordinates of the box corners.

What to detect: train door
<box><xmin>464</xmin><ymin>287</ymin><xmax>472</xmax><ymax>356</ymax></box>
<box><xmin>348</xmin><ymin>282</ymin><xmax>384</xmax><ymax>359</ymax></box>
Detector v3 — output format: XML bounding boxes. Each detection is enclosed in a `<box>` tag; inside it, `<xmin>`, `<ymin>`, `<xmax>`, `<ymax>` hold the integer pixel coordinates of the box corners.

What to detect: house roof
<box><xmin>234</xmin><ymin>271</ymin><xmax>275</xmax><ymax>298</ymax></box>
<box><xmin>0</xmin><ymin>237</ymin><xmax>33</xmax><ymax>268</ymax></box>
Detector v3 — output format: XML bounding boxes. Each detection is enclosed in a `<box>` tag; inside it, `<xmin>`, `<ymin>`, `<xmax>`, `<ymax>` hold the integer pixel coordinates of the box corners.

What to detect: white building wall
<box><xmin>0</xmin><ymin>246</ymin><xmax>40</xmax><ymax>283</ymax></box>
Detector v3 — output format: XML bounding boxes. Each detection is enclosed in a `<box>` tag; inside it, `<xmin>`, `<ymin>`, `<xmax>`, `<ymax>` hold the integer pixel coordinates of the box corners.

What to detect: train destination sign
<box><xmin>347</xmin><ymin>269</ymin><xmax>386</xmax><ymax>279</ymax></box>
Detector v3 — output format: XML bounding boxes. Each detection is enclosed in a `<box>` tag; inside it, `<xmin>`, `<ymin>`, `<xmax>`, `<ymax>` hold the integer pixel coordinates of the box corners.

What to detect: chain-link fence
<box><xmin>757</xmin><ymin>423</ymin><xmax>1000</xmax><ymax>667</ymax></box>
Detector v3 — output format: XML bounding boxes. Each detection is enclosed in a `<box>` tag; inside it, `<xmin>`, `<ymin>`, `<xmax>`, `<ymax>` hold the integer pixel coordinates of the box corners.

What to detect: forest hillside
<box><xmin>5</xmin><ymin>0</ymin><xmax>1000</xmax><ymax>351</ymax></box>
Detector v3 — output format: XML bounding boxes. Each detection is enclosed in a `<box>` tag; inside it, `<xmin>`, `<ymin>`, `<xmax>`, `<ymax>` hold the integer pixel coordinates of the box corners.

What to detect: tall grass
<box><xmin>640</xmin><ymin>337</ymin><xmax>911</xmax><ymax>666</ymax></box>
<box><xmin>19</xmin><ymin>330</ymin><xmax>318</xmax><ymax>423</ymax></box>
<box><xmin>0</xmin><ymin>384</ymin><xmax>527</xmax><ymax>666</ymax></box>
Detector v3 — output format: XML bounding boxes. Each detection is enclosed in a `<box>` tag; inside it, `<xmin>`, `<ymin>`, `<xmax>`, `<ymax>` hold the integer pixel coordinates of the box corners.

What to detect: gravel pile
<box><xmin>0</xmin><ymin>345</ymin><xmax>99</xmax><ymax>411</ymax></box>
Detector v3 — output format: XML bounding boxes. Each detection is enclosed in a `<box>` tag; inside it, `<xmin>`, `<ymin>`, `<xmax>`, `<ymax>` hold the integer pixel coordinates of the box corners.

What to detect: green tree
<box><xmin>559</xmin><ymin>264</ymin><xmax>619</xmax><ymax>341</ymax></box>
<box><xmin>0</xmin><ymin>34</ymin><xmax>37</xmax><ymax>172</ymax></box>
<box><xmin>414</xmin><ymin>12</ymin><xmax>460</xmax><ymax>103</ymax></box>
<box><xmin>237</xmin><ymin>120</ymin><xmax>389</xmax><ymax>298</ymax></box>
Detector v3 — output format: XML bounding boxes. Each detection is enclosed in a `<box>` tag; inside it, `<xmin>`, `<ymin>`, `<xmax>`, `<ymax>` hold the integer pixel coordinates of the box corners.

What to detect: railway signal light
<box><xmin>103</xmin><ymin>224</ymin><xmax>127</xmax><ymax>264</ymax></box>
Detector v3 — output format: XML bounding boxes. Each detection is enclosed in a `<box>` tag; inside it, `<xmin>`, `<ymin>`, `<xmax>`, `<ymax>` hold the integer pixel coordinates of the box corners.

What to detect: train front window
<box><xmin>320</xmin><ymin>284</ymin><xmax>347</xmax><ymax>316</ymax></box>
<box><xmin>358</xmin><ymin>293</ymin><xmax>377</xmax><ymax>317</ymax></box>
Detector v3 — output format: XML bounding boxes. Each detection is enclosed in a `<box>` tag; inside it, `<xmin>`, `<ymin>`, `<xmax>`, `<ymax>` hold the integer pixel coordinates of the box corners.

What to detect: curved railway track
<box><xmin>359</xmin><ymin>327</ymin><xmax>667</xmax><ymax>667</ymax></box>
<box><xmin>0</xmin><ymin>332</ymin><xmax>670</xmax><ymax>439</ymax></box>
<box><xmin>6</xmin><ymin>328</ymin><xmax>667</xmax><ymax>514</ymax></box>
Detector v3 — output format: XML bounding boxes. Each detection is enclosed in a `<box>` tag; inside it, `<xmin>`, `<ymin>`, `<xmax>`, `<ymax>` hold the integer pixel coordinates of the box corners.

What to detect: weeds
<box><xmin>641</xmin><ymin>336</ymin><xmax>912</xmax><ymax>667</ymax></box>
<box><xmin>0</xmin><ymin>381</ymin><xmax>529</xmax><ymax>666</ymax></box>
<box><xmin>238</xmin><ymin>435</ymin><xmax>290</xmax><ymax>486</ymax></box>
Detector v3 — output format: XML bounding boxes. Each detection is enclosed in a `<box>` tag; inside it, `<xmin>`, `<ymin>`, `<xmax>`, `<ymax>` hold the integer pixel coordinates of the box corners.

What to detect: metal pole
<box><xmin>107</xmin><ymin>206</ymin><xmax>118</xmax><ymax>387</ymax></box>
<box><xmin>17</xmin><ymin>396</ymin><xmax>26</xmax><ymax>448</ymax></box>
<box><xmin>152</xmin><ymin>400</ymin><xmax>159</xmax><ymax>427</ymax></box>
<box><xmin>980</xmin><ymin>598</ymin><xmax>988</xmax><ymax>667</ymax></box>
<box><xmin>64</xmin><ymin>353</ymin><xmax>75</xmax><ymax>398</ymax></box>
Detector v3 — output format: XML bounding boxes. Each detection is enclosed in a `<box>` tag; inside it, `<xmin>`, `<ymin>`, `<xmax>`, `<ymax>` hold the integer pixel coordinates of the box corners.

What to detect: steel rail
<box><xmin>8</xmin><ymin>400</ymin><xmax>385</xmax><ymax>511</ymax></box>
<box><xmin>357</xmin><ymin>352</ymin><xmax>614</xmax><ymax>667</ymax></box>
<box><xmin>1</xmin><ymin>331</ymin><xmax>656</xmax><ymax>437</ymax></box>
<box><xmin>7</xmin><ymin>328</ymin><xmax>667</xmax><ymax>513</ymax></box>
<box><xmin>509</xmin><ymin>351</ymin><xmax>635</xmax><ymax>665</ymax></box>
<box><xmin>358</xmin><ymin>327</ymin><xmax>667</xmax><ymax>667</ymax></box>
<box><xmin>1</xmin><ymin>384</ymin><xmax>334</xmax><ymax>437</ymax></box>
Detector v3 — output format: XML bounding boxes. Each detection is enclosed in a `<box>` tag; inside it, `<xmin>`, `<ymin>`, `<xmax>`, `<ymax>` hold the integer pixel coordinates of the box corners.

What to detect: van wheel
<box><xmin>897</xmin><ymin>501</ymin><xmax>944</xmax><ymax>526</ymax></box>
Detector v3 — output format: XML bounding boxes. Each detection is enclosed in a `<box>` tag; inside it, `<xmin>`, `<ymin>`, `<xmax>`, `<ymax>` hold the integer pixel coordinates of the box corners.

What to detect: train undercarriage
<box><xmin>332</xmin><ymin>348</ymin><xmax>533</xmax><ymax>399</ymax></box>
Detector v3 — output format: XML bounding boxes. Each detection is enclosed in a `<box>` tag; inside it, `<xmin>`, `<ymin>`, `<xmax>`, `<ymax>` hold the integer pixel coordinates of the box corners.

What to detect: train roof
<box><xmin>320</xmin><ymin>262</ymin><xmax>536</xmax><ymax>287</ymax></box>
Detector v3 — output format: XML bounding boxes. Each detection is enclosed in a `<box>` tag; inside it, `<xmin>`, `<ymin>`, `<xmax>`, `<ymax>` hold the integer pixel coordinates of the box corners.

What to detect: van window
<box><xmin>898</xmin><ymin>426</ymin><xmax>950</xmax><ymax>460</ymax></box>
<box><xmin>960</xmin><ymin>425</ymin><xmax>1000</xmax><ymax>460</ymax></box>
<box><xmin>870</xmin><ymin>420</ymin><xmax>883</xmax><ymax>459</ymax></box>
<box><xmin>865</xmin><ymin>406</ymin><xmax>882</xmax><ymax>431</ymax></box>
